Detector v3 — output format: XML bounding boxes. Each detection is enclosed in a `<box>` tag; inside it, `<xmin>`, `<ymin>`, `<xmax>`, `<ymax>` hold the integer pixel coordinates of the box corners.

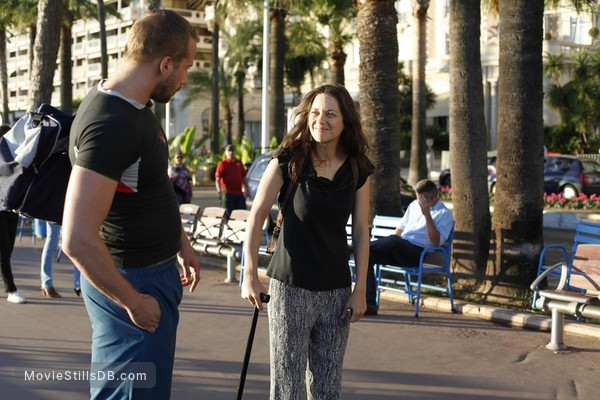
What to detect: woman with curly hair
<box><xmin>241</xmin><ymin>84</ymin><xmax>374</xmax><ymax>399</ymax></box>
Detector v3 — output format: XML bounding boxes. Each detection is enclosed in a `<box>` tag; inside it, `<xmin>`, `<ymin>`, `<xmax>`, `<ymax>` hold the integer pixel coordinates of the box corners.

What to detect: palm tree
<box><xmin>486</xmin><ymin>0</ymin><xmax>545</xmax><ymax>302</ymax></box>
<box><xmin>269</xmin><ymin>3</ymin><xmax>288</xmax><ymax>141</ymax></box>
<box><xmin>407</xmin><ymin>0</ymin><xmax>430</xmax><ymax>187</ymax></box>
<box><xmin>355</xmin><ymin>0</ymin><xmax>401</xmax><ymax>217</ymax></box>
<box><xmin>60</xmin><ymin>0</ymin><xmax>102</xmax><ymax>115</ymax></box>
<box><xmin>285</xmin><ymin>18</ymin><xmax>326</xmax><ymax>105</ymax></box>
<box><xmin>28</xmin><ymin>0</ymin><xmax>63</xmax><ymax>110</ymax></box>
<box><xmin>184</xmin><ymin>63</ymin><xmax>237</xmax><ymax>145</ymax></box>
<box><xmin>301</xmin><ymin>0</ymin><xmax>356</xmax><ymax>86</ymax></box>
<box><xmin>448</xmin><ymin>0</ymin><xmax>491</xmax><ymax>289</ymax></box>
<box><xmin>223</xmin><ymin>18</ymin><xmax>262</xmax><ymax>142</ymax></box>
<box><xmin>0</xmin><ymin>1</ymin><xmax>14</xmax><ymax>123</ymax></box>
<box><xmin>222</xmin><ymin>0</ymin><xmax>310</xmax><ymax>142</ymax></box>
<box><xmin>12</xmin><ymin>0</ymin><xmax>39</xmax><ymax>73</ymax></box>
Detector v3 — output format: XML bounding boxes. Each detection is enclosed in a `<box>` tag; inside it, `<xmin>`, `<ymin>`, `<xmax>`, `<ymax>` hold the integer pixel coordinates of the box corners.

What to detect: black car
<box><xmin>246</xmin><ymin>152</ymin><xmax>416</xmax><ymax>231</ymax></box>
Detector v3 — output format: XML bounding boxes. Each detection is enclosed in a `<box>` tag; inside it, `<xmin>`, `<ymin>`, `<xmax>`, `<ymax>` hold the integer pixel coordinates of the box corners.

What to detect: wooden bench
<box><xmin>532</xmin><ymin>220</ymin><xmax>600</xmax><ymax>309</ymax></box>
<box><xmin>371</xmin><ymin>215</ymin><xmax>455</xmax><ymax>318</ymax></box>
<box><xmin>531</xmin><ymin>244</ymin><xmax>600</xmax><ymax>350</ymax></box>
<box><xmin>190</xmin><ymin>207</ymin><xmax>250</xmax><ymax>283</ymax></box>
<box><xmin>179</xmin><ymin>203</ymin><xmax>201</xmax><ymax>241</ymax></box>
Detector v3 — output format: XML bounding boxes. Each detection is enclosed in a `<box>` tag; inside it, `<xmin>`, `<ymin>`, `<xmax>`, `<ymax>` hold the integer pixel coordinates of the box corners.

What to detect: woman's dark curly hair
<box><xmin>275</xmin><ymin>84</ymin><xmax>370</xmax><ymax>181</ymax></box>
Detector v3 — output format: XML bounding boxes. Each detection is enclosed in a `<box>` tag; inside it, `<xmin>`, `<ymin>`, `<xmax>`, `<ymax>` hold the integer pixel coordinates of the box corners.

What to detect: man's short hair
<box><xmin>415</xmin><ymin>179</ymin><xmax>438</xmax><ymax>195</ymax></box>
<box><xmin>124</xmin><ymin>9</ymin><xmax>200</xmax><ymax>65</ymax></box>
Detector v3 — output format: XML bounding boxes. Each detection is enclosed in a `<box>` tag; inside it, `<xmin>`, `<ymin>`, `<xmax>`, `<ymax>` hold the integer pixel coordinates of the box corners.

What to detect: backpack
<box><xmin>0</xmin><ymin>104</ymin><xmax>74</xmax><ymax>224</ymax></box>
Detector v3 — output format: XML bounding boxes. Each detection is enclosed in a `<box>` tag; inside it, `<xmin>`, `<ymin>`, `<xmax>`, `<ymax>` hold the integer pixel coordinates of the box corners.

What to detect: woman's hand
<box><xmin>241</xmin><ymin>276</ymin><xmax>268</xmax><ymax>311</ymax></box>
<box><xmin>342</xmin><ymin>291</ymin><xmax>367</xmax><ymax>323</ymax></box>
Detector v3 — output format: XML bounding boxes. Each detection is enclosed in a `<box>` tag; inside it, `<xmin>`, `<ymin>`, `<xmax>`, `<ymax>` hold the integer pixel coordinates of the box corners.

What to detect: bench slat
<box><xmin>569</xmin><ymin>244</ymin><xmax>600</xmax><ymax>292</ymax></box>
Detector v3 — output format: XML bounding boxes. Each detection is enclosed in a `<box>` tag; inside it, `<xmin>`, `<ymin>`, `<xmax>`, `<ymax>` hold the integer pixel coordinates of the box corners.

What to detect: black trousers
<box><xmin>366</xmin><ymin>235</ymin><xmax>423</xmax><ymax>306</ymax></box>
<box><xmin>0</xmin><ymin>211</ymin><xmax>18</xmax><ymax>293</ymax></box>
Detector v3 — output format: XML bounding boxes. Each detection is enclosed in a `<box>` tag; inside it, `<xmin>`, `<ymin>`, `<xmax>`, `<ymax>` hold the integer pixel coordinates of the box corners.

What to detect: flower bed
<box><xmin>438</xmin><ymin>186</ymin><xmax>600</xmax><ymax>210</ymax></box>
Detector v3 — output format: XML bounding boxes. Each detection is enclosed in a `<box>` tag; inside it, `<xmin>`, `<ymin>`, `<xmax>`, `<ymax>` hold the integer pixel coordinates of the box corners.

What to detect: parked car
<box><xmin>438</xmin><ymin>156</ymin><xmax>497</xmax><ymax>190</ymax></box>
<box><xmin>542</xmin><ymin>155</ymin><xmax>600</xmax><ymax>198</ymax></box>
<box><xmin>245</xmin><ymin>152</ymin><xmax>416</xmax><ymax>232</ymax></box>
<box><xmin>486</xmin><ymin>154</ymin><xmax>600</xmax><ymax>198</ymax></box>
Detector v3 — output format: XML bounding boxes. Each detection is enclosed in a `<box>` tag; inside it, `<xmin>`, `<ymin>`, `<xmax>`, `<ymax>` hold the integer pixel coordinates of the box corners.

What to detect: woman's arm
<box><xmin>346</xmin><ymin>176</ymin><xmax>371</xmax><ymax>322</ymax></box>
<box><xmin>241</xmin><ymin>158</ymin><xmax>283</xmax><ymax>310</ymax></box>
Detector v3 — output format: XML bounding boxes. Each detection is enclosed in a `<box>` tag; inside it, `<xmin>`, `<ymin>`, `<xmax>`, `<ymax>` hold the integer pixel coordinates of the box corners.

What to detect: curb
<box><xmin>379</xmin><ymin>290</ymin><xmax>600</xmax><ymax>341</ymax></box>
<box><xmin>213</xmin><ymin>255</ymin><xmax>600</xmax><ymax>343</ymax></box>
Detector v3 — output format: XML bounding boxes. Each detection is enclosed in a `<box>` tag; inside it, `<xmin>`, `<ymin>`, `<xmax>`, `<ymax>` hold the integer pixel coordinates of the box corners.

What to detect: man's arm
<box><xmin>418</xmin><ymin>195</ymin><xmax>441</xmax><ymax>246</ymax></box>
<box><xmin>215</xmin><ymin>177</ymin><xmax>221</xmax><ymax>194</ymax></box>
<box><xmin>62</xmin><ymin>165</ymin><xmax>161</xmax><ymax>333</ymax></box>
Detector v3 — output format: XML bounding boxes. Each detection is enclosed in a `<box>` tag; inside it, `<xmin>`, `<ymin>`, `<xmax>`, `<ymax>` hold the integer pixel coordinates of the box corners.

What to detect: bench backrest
<box><xmin>194</xmin><ymin>206</ymin><xmax>227</xmax><ymax>241</ymax></box>
<box><xmin>371</xmin><ymin>215</ymin><xmax>400</xmax><ymax>240</ymax></box>
<box><xmin>179</xmin><ymin>203</ymin><xmax>201</xmax><ymax>237</ymax></box>
<box><xmin>570</xmin><ymin>244</ymin><xmax>600</xmax><ymax>295</ymax></box>
<box><xmin>220</xmin><ymin>209</ymin><xmax>251</xmax><ymax>244</ymax></box>
<box><xmin>573</xmin><ymin>220</ymin><xmax>600</xmax><ymax>248</ymax></box>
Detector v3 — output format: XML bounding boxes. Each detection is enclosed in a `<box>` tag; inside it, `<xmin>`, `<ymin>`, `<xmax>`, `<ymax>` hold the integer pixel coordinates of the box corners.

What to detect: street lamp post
<box><xmin>261</xmin><ymin>0</ymin><xmax>270</xmax><ymax>153</ymax></box>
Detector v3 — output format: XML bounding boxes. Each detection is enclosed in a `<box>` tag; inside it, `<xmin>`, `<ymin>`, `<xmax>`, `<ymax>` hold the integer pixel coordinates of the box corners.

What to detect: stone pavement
<box><xmin>2</xmin><ymin>237</ymin><xmax>600</xmax><ymax>400</ymax></box>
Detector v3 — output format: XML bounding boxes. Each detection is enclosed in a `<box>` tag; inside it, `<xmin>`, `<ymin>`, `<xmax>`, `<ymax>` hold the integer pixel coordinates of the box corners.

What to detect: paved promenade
<box><xmin>2</xmin><ymin>236</ymin><xmax>600</xmax><ymax>400</ymax></box>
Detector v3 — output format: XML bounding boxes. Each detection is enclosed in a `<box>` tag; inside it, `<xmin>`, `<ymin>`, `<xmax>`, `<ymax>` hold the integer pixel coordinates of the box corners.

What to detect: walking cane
<box><xmin>237</xmin><ymin>292</ymin><xmax>270</xmax><ymax>400</ymax></box>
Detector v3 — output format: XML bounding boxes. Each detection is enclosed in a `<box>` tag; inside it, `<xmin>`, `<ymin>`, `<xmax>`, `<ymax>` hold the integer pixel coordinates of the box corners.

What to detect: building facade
<box><xmin>2</xmin><ymin>0</ymin><xmax>597</xmax><ymax>153</ymax></box>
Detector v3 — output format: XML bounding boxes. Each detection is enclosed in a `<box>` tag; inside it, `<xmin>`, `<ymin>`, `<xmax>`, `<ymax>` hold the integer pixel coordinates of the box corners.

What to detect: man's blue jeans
<box><xmin>81</xmin><ymin>257</ymin><xmax>183</xmax><ymax>399</ymax></box>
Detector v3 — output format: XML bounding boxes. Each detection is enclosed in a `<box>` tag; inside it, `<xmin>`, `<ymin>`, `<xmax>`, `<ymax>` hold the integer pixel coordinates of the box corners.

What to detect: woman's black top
<box><xmin>267</xmin><ymin>153</ymin><xmax>373</xmax><ymax>291</ymax></box>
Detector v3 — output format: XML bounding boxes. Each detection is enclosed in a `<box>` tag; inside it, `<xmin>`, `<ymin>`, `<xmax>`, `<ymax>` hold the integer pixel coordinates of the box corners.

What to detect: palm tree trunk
<box><xmin>485</xmin><ymin>0</ymin><xmax>545</xmax><ymax>302</ymax></box>
<box><xmin>328</xmin><ymin>42</ymin><xmax>346</xmax><ymax>86</ymax></box>
<box><xmin>97</xmin><ymin>0</ymin><xmax>108</xmax><ymax>79</ymax></box>
<box><xmin>448</xmin><ymin>0</ymin><xmax>491</xmax><ymax>289</ymax></box>
<box><xmin>28</xmin><ymin>0</ymin><xmax>62</xmax><ymax>110</ymax></box>
<box><xmin>60</xmin><ymin>23</ymin><xmax>73</xmax><ymax>115</ymax></box>
<box><xmin>236</xmin><ymin>69</ymin><xmax>245</xmax><ymax>142</ymax></box>
<box><xmin>211</xmin><ymin>21</ymin><xmax>220</xmax><ymax>153</ymax></box>
<box><xmin>407</xmin><ymin>2</ymin><xmax>429</xmax><ymax>187</ymax></box>
<box><xmin>356</xmin><ymin>0</ymin><xmax>401</xmax><ymax>217</ymax></box>
<box><xmin>0</xmin><ymin>27</ymin><xmax>9</xmax><ymax>123</ymax></box>
<box><xmin>269</xmin><ymin>7</ymin><xmax>287</xmax><ymax>142</ymax></box>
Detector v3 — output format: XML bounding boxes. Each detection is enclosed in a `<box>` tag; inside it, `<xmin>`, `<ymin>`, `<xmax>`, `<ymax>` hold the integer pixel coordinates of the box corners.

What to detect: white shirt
<box><xmin>398</xmin><ymin>199</ymin><xmax>454</xmax><ymax>248</ymax></box>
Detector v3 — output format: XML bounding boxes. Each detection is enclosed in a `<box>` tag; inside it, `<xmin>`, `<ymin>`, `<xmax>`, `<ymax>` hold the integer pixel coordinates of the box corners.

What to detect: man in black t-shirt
<box><xmin>62</xmin><ymin>10</ymin><xmax>201</xmax><ymax>399</ymax></box>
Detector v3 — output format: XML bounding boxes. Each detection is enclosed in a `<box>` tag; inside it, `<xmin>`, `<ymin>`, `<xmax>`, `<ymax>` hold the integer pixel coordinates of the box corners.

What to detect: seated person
<box><xmin>366</xmin><ymin>179</ymin><xmax>454</xmax><ymax>315</ymax></box>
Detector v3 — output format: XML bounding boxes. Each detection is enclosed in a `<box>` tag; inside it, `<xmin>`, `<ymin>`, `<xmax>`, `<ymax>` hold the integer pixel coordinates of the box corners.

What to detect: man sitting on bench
<box><xmin>365</xmin><ymin>179</ymin><xmax>454</xmax><ymax>315</ymax></box>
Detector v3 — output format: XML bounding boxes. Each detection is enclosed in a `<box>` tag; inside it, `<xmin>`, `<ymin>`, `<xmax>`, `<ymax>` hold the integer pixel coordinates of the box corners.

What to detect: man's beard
<box><xmin>151</xmin><ymin>73</ymin><xmax>180</xmax><ymax>103</ymax></box>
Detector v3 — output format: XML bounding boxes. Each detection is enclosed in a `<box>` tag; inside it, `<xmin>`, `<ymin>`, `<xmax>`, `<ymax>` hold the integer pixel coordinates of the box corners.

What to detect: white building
<box><xmin>3</xmin><ymin>0</ymin><xmax>597</xmax><ymax>151</ymax></box>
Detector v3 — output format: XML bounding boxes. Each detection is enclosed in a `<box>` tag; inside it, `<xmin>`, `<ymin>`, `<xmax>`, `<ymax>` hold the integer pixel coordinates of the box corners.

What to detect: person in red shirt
<box><xmin>215</xmin><ymin>144</ymin><xmax>249</xmax><ymax>216</ymax></box>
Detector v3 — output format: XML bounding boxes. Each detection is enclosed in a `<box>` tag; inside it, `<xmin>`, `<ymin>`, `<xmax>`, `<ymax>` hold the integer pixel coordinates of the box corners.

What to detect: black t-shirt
<box><xmin>69</xmin><ymin>85</ymin><xmax>181</xmax><ymax>268</ymax></box>
<box><xmin>267</xmin><ymin>154</ymin><xmax>374</xmax><ymax>291</ymax></box>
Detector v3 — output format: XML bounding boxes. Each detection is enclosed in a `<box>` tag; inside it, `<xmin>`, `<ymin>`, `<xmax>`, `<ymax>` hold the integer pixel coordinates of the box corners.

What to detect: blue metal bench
<box><xmin>532</xmin><ymin>220</ymin><xmax>600</xmax><ymax>309</ymax></box>
<box><xmin>531</xmin><ymin>243</ymin><xmax>600</xmax><ymax>350</ymax></box>
<box><xmin>371</xmin><ymin>215</ymin><xmax>455</xmax><ymax>318</ymax></box>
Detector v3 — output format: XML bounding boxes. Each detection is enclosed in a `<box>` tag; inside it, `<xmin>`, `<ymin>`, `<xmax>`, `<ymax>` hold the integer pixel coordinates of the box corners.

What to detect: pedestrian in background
<box><xmin>40</xmin><ymin>220</ymin><xmax>62</xmax><ymax>298</ymax></box>
<box><xmin>62</xmin><ymin>9</ymin><xmax>201</xmax><ymax>399</ymax></box>
<box><xmin>215</xmin><ymin>144</ymin><xmax>249</xmax><ymax>216</ymax></box>
<box><xmin>0</xmin><ymin>124</ymin><xmax>27</xmax><ymax>304</ymax></box>
<box><xmin>241</xmin><ymin>84</ymin><xmax>374</xmax><ymax>399</ymax></box>
<box><xmin>168</xmin><ymin>149</ymin><xmax>193</xmax><ymax>205</ymax></box>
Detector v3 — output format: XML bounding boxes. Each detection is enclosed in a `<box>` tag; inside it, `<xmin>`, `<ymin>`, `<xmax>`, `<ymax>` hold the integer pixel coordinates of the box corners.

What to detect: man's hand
<box><xmin>418</xmin><ymin>193</ymin><xmax>432</xmax><ymax>216</ymax></box>
<box><xmin>126</xmin><ymin>294</ymin><xmax>161</xmax><ymax>333</ymax></box>
<box><xmin>178</xmin><ymin>233</ymin><xmax>201</xmax><ymax>292</ymax></box>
